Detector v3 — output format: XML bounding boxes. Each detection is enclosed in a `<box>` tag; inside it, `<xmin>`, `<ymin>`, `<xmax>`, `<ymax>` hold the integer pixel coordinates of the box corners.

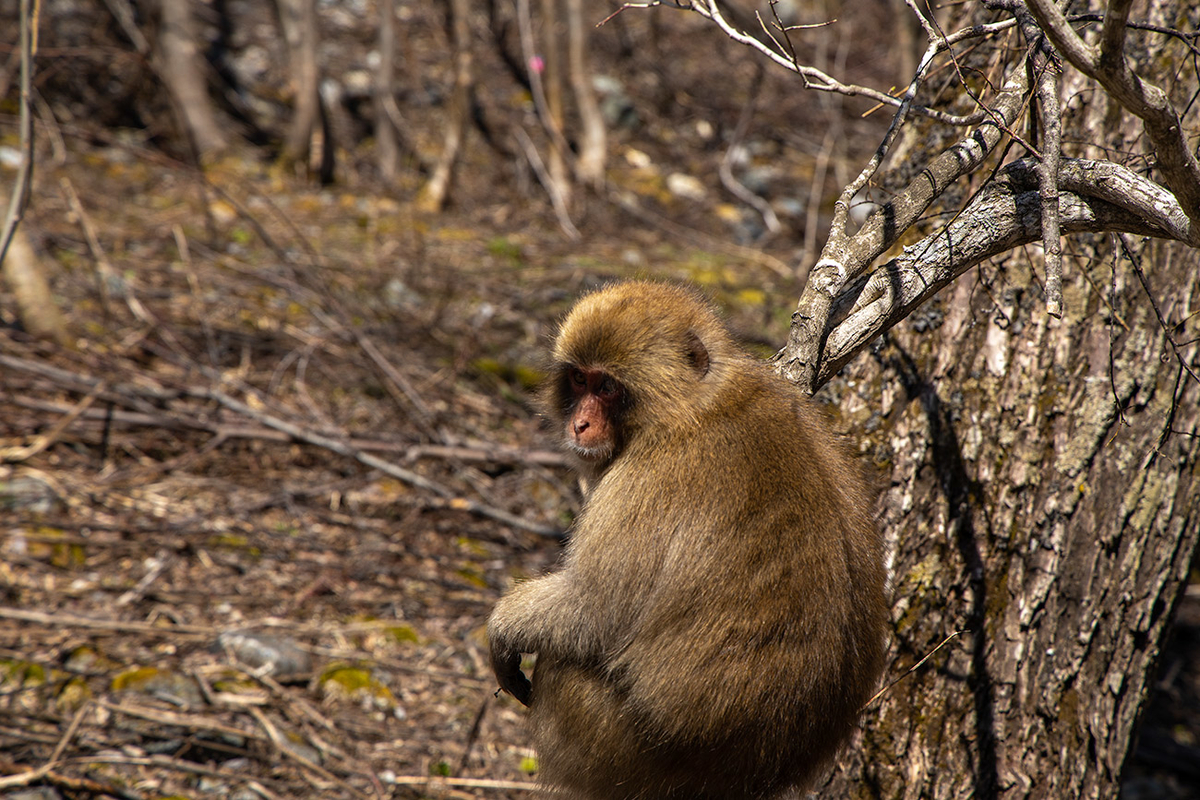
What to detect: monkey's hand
<box><xmin>489</xmin><ymin>575</ymin><xmax>578</xmax><ymax>706</ymax></box>
<box><xmin>490</xmin><ymin>643</ymin><xmax>532</xmax><ymax>705</ymax></box>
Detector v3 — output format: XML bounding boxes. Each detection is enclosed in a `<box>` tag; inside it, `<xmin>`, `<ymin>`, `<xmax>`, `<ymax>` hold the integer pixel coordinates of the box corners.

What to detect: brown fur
<box><xmin>488</xmin><ymin>281</ymin><xmax>888</xmax><ymax>799</ymax></box>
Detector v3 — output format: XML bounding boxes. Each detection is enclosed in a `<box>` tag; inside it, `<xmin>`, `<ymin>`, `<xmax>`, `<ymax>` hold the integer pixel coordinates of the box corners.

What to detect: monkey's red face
<box><xmin>564</xmin><ymin>366</ymin><xmax>624</xmax><ymax>461</ymax></box>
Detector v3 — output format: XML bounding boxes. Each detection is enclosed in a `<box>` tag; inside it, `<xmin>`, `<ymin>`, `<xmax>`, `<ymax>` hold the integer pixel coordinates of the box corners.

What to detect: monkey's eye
<box><xmin>569</xmin><ymin>368</ymin><xmax>588</xmax><ymax>388</ymax></box>
<box><xmin>597</xmin><ymin>377</ymin><xmax>621</xmax><ymax>400</ymax></box>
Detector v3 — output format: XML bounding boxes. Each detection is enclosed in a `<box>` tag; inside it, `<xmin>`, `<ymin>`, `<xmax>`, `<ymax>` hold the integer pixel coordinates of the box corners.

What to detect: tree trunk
<box><xmin>374</xmin><ymin>0</ymin><xmax>400</xmax><ymax>181</ymax></box>
<box><xmin>565</xmin><ymin>0</ymin><xmax>605</xmax><ymax>188</ymax></box>
<box><xmin>538</xmin><ymin>0</ymin><xmax>569</xmax><ymax>209</ymax></box>
<box><xmin>812</xmin><ymin>2</ymin><xmax>1200</xmax><ymax>796</ymax></box>
<box><xmin>418</xmin><ymin>0</ymin><xmax>472</xmax><ymax>212</ymax></box>
<box><xmin>156</xmin><ymin>0</ymin><xmax>227</xmax><ymax>158</ymax></box>
<box><xmin>1</xmin><ymin>226</ymin><xmax>69</xmax><ymax>345</ymax></box>
<box><xmin>276</xmin><ymin>0</ymin><xmax>326</xmax><ymax>177</ymax></box>
<box><xmin>817</xmin><ymin>249</ymin><xmax>1199</xmax><ymax>799</ymax></box>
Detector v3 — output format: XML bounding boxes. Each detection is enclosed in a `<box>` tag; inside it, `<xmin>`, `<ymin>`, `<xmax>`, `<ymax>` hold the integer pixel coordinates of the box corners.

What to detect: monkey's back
<box><xmin>529</xmin><ymin>364</ymin><xmax>888</xmax><ymax>800</ymax></box>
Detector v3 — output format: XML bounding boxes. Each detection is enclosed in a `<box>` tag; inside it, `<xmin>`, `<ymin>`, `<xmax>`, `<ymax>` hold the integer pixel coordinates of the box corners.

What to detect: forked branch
<box><xmin>813</xmin><ymin>158</ymin><xmax>1193</xmax><ymax>386</ymax></box>
<box><xmin>1023</xmin><ymin>0</ymin><xmax>1200</xmax><ymax>227</ymax></box>
<box><xmin>659</xmin><ymin>1</ymin><xmax>1198</xmax><ymax>394</ymax></box>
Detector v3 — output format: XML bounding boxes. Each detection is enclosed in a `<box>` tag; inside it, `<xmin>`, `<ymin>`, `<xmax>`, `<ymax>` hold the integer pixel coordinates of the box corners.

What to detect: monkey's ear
<box><xmin>685</xmin><ymin>330</ymin><xmax>711</xmax><ymax>378</ymax></box>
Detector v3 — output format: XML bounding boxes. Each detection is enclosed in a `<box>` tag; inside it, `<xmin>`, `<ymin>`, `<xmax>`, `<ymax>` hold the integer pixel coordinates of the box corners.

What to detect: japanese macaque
<box><xmin>488</xmin><ymin>281</ymin><xmax>888</xmax><ymax>800</ymax></box>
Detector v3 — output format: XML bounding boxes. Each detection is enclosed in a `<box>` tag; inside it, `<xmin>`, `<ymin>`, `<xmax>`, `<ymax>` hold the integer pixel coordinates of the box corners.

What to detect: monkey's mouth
<box><xmin>565</xmin><ymin>441</ymin><xmax>613</xmax><ymax>462</ymax></box>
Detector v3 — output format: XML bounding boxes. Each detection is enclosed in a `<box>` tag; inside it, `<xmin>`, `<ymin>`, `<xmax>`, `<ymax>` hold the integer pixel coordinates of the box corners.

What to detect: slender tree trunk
<box><xmin>538</xmin><ymin>0</ymin><xmax>569</xmax><ymax>209</ymax></box>
<box><xmin>565</xmin><ymin>0</ymin><xmax>605</xmax><ymax>189</ymax></box>
<box><xmin>156</xmin><ymin>0</ymin><xmax>227</xmax><ymax>158</ymax></box>
<box><xmin>1</xmin><ymin>227</ymin><xmax>69</xmax><ymax>345</ymax></box>
<box><xmin>418</xmin><ymin>0</ymin><xmax>472</xmax><ymax>212</ymax></box>
<box><xmin>374</xmin><ymin>0</ymin><xmax>400</xmax><ymax>181</ymax></box>
<box><xmin>276</xmin><ymin>0</ymin><xmax>327</xmax><ymax>177</ymax></box>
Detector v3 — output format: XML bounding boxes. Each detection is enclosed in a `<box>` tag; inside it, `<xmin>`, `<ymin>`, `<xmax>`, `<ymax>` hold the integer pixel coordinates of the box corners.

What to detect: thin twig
<box><xmin>456</xmin><ymin>696</ymin><xmax>490</xmax><ymax>775</ymax></box>
<box><xmin>388</xmin><ymin>775</ymin><xmax>540</xmax><ymax>791</ymax></box>
<box><xmin>114</xmin><ymin>553</ymin><xmax>174</xmax><ymax>607</ymax></box>
<box><xmin>862</xmin><ymin>630</ymin><xmax>966</xmax><ymax>708</ymax></box>
<box><xmin>689</xmin><ymin>0</ymin><xmax>1011</xmax><ymax>125</ymax></box>
<box><xmin>1118</xmin><ymin>234</ymin><xmax>1200</xmax><ymax>386</ymax></box>
<box><xmin>0</xmin><ymin>606</ymin><xmax>214</xmax><ymax>636</ymax></box>
<box><xmin>718</xmin><ymin>61</ymin><xmax>780</xmax><ymax>238</ymax></box>
<box><xmin>201</xmin><ymin>385</ymin><xmax>563</xmax><ymax>536</ymax></box>
<box><xmin>514</xmin><ymin>126</ymin><xmax>580</xmax><ymax>240</ymax></box>
<box><xmin>61</xmin><ymin>177</ymin><xmax>154</xmax><ymax>322</ymax></box>
<box><xmin>0</xmin><ymin>765</ymin><xmax>53</xmax><ymax>790</ymax></box>
<box><xmin>0</xmin><ymin>0</ymin><xmax>36</xmax><ymax>267</ymax></box>
<box><xmin>0</xmin><ymin>381</ymin><xmax>105</xmax><ymax>462</ymax></box>
<box><xmin>6</xmin><ymin>392</ymin><xmax>568</xmax><ymax>467</ymax></box>
<box><xmin>47</xmin><ymin>700</ymin><xmax>91</xmax><ymax>766</ymax></box>
<box><xmin>597</xmin><ymin>1</ymin><xmax>663</xmax><ymax>28</ymax></box>
<box><xmin>247</xmin><ymin>705</ymin><xmax>358</xmax><ymax>794</ymax></box>
<box><xmin>606</xmin><ymin>189</ymin><xmax>792</xmax><ymax>278</ymax></box>
<box><xmin>99</xmin><ymin>700</ymin><xmax>267</xmax><ymax>742</ymax></box>
<box><xmin>63</xmin><ymin>753</ymin><xmax>267</xmax><ymax>784</ymax></box>
<box><xmin>0</xmin><ymin>353</ymin><xmax>565</xmax><ymax>536</ymax></box>
<box><xmin>353</xmin><ymin>330</ymin><xmax>441</xmax><ymax>441</ymax></box>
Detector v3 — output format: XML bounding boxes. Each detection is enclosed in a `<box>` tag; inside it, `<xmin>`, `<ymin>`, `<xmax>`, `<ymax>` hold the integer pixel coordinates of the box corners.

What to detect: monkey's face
<box><xmin>559</xmin><ymin>365</ymin><xmax>625</xmax><ymax>466</ymax></box>
<box><xmin>546</xmin><ymin>281</ymin><xmax>734</xmax><ymax>477</ymax></box>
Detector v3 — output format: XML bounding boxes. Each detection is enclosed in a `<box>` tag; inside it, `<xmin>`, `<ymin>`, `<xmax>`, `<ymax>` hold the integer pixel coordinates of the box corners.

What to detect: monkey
<box><xmin>488</xmin><ymin>281</ymin><xmax>888</xmax><ymax>800</ymax></box>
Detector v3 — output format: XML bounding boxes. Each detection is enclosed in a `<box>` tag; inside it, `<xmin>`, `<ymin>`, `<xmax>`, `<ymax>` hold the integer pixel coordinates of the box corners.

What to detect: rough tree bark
<box><xmin>822</xmin><ymin>239</ymin><xmax>1199</xmax><ymax>799</ymax></box>
<box><xmin>823</xmin><ymin>3</ymin><xmax>1198</xmax><ymax>797</ymax></box>
<box><xmin>674</xmin><ymin>0</ymin><xmax>1199</xmax><ymax>797</ymax></box>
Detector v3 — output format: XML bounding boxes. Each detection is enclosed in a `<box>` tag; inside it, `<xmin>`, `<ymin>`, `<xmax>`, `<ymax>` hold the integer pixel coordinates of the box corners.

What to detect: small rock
<box><xmin>216</xmin><ymin>631</ymin><xmax>313</xmax><ymax>681</ymax></box>
<box><xmin>666</xmin><ymin>173</ymin><xmax>707</xmax><ymax>201</ymax></box>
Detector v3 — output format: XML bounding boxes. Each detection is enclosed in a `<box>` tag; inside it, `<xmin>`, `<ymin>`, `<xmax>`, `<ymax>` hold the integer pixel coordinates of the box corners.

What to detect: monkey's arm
<box><xmin>487</xmin><ymin>573</ymin><xmax>597</xmax><ymax>705</ymax></box>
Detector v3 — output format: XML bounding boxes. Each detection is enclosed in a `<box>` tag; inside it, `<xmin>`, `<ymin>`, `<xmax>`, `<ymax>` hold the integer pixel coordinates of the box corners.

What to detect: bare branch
<box><xmin>829</xmin><ymin>33</ymin><xmax>939</xmax><ymax>240</ymax></box>
<box><xmin>1099</xmin><ymin>0</ymin><xmax>1134</xmax><ymax>69</ymax></box>
<box><xmin>686</xmin><ymin>1</ymin><xmax>1018</xmax><ymax>125</ymax></box>
<box><xmin>719</xmin><ymin>62</ymin><xmax>780</xmax><ymax>237</ymax></box>
<box><xmin>1118</xmin><ymin>233</ymin><xmax>1200</xmax><ymax>386</ymax></box>
<box><xmin>812</xmin><ymin>158</ymin><xmax>1195</xmax><ymax>386</ymax></box>
<box><xmin>1067</xmin><ymin>12</ymin><xmax>1200</xmax><ymax>54</ymax></box>
<box><xmin>775</xmin><ymin>58</ymin><xmax>1031</xmax><ymax>390</ymax></box>
<box><xmin>516</xmin><ymin>126</ymin><xmax>581</xmax><ymax>240</ymax></box>
<box><xmin>516</xmin><ymin>0</ymin><xmax>575</xmax><ymax>178</ymax></box>
<box><xmin>1030</xmin><ymin>19</ymin><xmax>1065</xmax><ymax>317</ymax></box>
<box><xmin>0</xmin><ymin>0</ymin><xmax>35</xmax><ymax>268</ymax></box>
<box><xmin>1038</xmin><ymin>61</ymin><xmax>1063</xmax><ymax>318</ymax></box>
<box><xmin>597</xmin><ymin>1</ymin><xmax>666</xmax><ymax>28</ymax></box>
<box><xmin>1026</xmin><ymin>0</ymin><xmax>1200</xmax><ymax>227</ymax></box>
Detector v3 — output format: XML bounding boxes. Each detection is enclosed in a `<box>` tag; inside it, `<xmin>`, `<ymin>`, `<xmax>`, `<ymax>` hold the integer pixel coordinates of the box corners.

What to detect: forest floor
<box><xmin>1</xmin><ymin>3</ymin><xmax>1198</xmax><ymax>799</ymax></box>
<box><xmin>0</xmin><ymin>108</ymin><xmax>814</xmax><ymax>800</ymax></box>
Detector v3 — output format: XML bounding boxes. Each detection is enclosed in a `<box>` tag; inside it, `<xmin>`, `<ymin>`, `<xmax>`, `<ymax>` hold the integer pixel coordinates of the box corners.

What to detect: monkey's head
<box><xmin>546</xmin><ymin>282</ymin><xmax>736</xmax><ymax>475</ymax></box>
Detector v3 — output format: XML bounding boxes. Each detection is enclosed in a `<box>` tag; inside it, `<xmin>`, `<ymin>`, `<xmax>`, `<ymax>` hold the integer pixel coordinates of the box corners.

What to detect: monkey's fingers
<box><xmin>499</xmin><ymin>669</ymin><xmax>533</xmax><ymax>706</ymax></box>
<box><xmin>489</xmin><ymin>646</ymin><xmax>533</xmax><ymax>705</ymax></box>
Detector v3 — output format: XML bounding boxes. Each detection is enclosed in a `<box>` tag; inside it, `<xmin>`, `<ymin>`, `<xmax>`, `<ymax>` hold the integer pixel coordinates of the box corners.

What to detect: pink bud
<box><xmin>529</xmin><ymin>55</ymin><xmax>545</xmax><ymax>74</ymax></box>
